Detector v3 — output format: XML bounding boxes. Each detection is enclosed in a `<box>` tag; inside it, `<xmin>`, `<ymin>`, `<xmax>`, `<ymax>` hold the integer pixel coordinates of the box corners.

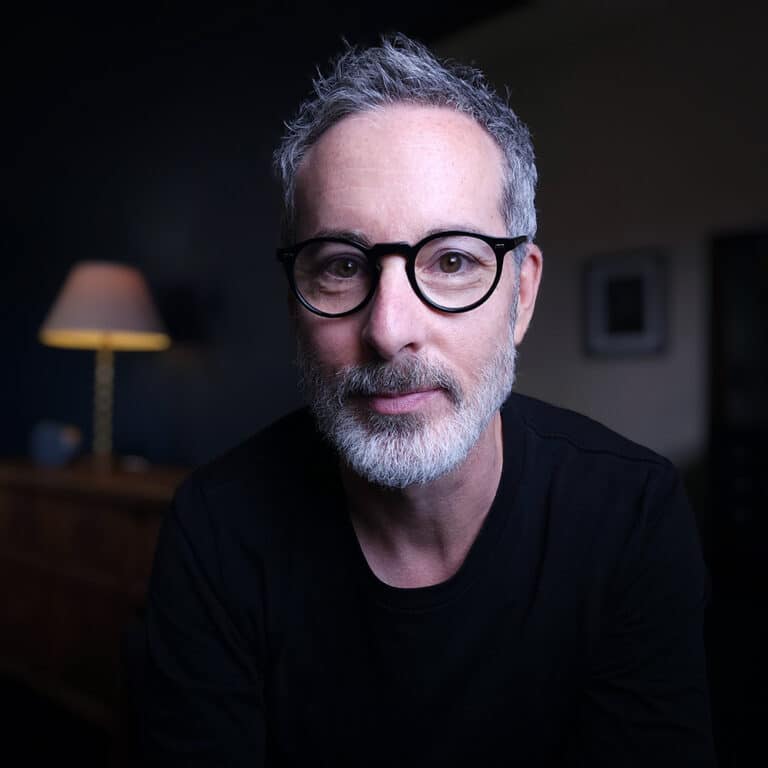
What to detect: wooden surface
<box><xmin>0</xmin><ymin>458</ymin><xmax>188</xmax><ymax>729</ymax></box>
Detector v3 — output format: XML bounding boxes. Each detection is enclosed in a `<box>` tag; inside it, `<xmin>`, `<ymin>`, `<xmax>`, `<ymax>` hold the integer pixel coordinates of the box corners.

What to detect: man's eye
<box><xmin>326</xmin><ymin>258</ymin><xmax>361</xmax><ymax>278</ymax></box>
<box><xmin>438</xmin><ymin>251</ymin><xmax>467</xmax><ymax>273</ymax></box>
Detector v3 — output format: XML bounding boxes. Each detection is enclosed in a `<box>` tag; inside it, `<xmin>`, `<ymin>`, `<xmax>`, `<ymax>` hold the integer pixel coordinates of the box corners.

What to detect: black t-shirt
<box><xmin>136</xmin><ymin>394</ymin><xmax>716</xmax><ymax>766</ymax></box>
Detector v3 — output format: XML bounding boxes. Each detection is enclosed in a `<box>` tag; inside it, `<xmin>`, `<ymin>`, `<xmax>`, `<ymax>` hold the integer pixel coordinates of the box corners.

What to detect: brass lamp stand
<box><xmin>39</xmin><ymin>261</ymin><xmax>171</xmax><ymax>469</ymax></box>
<box><xmin>93</xmin><ymin>346</ymin><xmax>115</xmax><ymax>462</ymax></box>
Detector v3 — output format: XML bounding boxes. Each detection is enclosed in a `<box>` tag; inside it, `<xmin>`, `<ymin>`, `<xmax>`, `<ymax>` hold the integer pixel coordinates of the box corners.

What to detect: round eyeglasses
<box><xmin>276</xmin><ymin>230</ymin><xmax>528</xmax><ymax>318</ymax></box>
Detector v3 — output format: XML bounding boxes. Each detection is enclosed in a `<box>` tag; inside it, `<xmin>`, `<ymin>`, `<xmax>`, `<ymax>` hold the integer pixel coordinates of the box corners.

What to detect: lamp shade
<box><xmin>39</xmin><ymin>261</ymin><xmax>171</xmax><ymax>351</ymax></box>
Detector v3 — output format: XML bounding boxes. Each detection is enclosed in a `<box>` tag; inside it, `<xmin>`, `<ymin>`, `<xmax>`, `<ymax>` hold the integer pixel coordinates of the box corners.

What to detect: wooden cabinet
<box><xmin>0</xmin><ymin>460</ymin><xmax>187</xmax><ymax>729</ymax></box>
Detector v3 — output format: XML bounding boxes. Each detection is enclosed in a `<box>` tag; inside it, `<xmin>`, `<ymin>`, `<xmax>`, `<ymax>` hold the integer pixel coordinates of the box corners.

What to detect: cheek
<box><xmin>297</xmin><ymin>314</ymin><xmax>363</xmax><ymax>367</ymax></box>
<box><xmin>453</xmin><ymin>302</ymin><xmax>515</xmax><ymax>374</ymax></box>
<box><xmin>442</xmin><ymin>308</ymin><xmax>512</xmax><ymax>372</ymax></box>
<box><xmin>496</xmin><ymin>259</ymin><xmax>519</xmax><ymax>306</ymax></box>
<box><xmin>456</xmin><ymin>321</ymin><xmax>505</xmax><ymax>368</ymax></box>
<box><xmin>467</xmin><ymin>278</ymin><xmax>517</xmax><ymax>341</ymax></box>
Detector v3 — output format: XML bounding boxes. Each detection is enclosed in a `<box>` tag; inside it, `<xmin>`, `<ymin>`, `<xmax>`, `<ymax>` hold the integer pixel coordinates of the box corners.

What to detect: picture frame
<box><xmin>583</xmin><ymin>248</ymin><xmax>666</xmax><ymax>357</ymax></box>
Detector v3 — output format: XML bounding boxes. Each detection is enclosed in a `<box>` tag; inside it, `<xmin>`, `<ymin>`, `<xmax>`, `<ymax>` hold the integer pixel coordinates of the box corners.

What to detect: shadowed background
<box><xmin>2</xmin><ymin>1</ymin><xmax>766</xmax><ymax>765</ymax></box>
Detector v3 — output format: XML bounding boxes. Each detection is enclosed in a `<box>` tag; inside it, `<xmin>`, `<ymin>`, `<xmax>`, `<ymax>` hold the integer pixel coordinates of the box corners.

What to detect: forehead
<box><xmin>294</xmin><ymin>104</ymin><xmax>506</xmax><ymax>241</ymax></box>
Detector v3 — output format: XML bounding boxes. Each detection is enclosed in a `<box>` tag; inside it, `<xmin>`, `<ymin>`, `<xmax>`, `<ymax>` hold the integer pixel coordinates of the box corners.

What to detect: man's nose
<box><xmin>360</xmin><ymin>257</ymin><xmax>429</xmax><ymax>360</ymax></box>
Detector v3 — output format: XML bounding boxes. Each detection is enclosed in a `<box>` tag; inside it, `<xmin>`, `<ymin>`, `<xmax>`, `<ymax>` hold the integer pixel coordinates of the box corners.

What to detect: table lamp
<box><xmin>39</xmin><ymin>261</ymin><xmax>171</xmax><ymax>467</ymax></box>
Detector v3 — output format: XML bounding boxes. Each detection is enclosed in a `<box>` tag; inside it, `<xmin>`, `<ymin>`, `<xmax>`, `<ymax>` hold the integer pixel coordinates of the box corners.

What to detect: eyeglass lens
<box><xmin>293</xmin><ymin>234</ymin><xmax>499</xmax><ymax>314</ymax></box>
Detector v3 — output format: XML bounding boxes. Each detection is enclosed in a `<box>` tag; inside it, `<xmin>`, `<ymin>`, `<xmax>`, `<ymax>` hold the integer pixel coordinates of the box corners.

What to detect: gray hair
<box><xmin>273</xmin><ymin>33</ymin><xmax>538</xmax><ymax>257</ymax></box>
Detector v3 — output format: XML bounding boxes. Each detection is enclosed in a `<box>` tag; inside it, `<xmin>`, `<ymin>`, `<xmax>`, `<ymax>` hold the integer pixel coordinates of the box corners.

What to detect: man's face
<box><xmin>292</xmin><ymin>104</ymin><xmax>540</xmax><ymax>487</ymax></box>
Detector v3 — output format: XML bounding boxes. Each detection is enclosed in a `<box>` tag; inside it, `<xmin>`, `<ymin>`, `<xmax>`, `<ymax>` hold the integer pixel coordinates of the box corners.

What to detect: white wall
<box><xmin>436</xmin><ymin>0</ymin><xmax>768</xmax><ymax>466</ymax></box>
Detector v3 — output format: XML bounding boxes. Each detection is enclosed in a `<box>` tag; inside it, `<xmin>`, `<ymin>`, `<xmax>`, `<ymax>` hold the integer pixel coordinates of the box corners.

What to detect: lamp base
<box><xmin>92</xmin><ymin>347</ymin><xmax>114</xmax><ymax>458</ymax></box>
<box><xmin>74</xmin><ymin>452</ymin><xmax>153</xmax><ymax>474</ymax></box>
<box><xmin>74</xmin><ymin>452</ymin><xmax>118</xmax><ymax>473</ymax></box>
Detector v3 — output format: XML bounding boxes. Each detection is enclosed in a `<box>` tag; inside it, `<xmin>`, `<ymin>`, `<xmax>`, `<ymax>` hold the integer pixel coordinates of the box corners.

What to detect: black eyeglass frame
<box><xmin>276</xmin><ymin>230</ymin><xmax>528</xmax><ymax>318</ymax></box>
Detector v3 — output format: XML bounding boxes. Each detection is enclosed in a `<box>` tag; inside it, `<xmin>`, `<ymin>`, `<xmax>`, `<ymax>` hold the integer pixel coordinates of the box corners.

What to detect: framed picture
<box><xmin>583</xmin><ymin>248</ymin><xmax>666</xmax><ymax>356</ymax></box>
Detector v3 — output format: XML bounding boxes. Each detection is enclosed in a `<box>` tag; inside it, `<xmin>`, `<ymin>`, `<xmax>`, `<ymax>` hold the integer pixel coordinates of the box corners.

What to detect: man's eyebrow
<box><xmin>310</xmin><ymin>228</ymin><xmax>374</xmax><ymax>247</ymax></box>
<box><xmin>421</xmin><ymin>224</ymin><xmax>486</xmax><ymax>238</ymax></box>
<box><xmin>309</xmin><ymin>224</ymin><xmax>487</xmax><ymax>247</ymax></box>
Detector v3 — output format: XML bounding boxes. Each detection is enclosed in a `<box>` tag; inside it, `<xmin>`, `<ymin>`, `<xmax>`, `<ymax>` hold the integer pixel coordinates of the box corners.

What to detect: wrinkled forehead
<box><xmin>293</xmin><ymin>104</ymin><xmax>506</xmax><ymax>242</ymax></box>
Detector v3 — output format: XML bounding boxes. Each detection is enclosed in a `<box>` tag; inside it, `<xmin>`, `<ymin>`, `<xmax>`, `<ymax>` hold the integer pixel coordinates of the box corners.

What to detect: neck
<box><xmin>342</xmin><ymin>410</ymin><xmax>504</xmax><ymax>588</ymax></box>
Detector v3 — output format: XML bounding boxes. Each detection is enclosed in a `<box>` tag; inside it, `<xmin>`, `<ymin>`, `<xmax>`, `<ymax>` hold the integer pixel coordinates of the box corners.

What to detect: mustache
<box><xmin>331</xmin><ymin>358</ymin><xmax>463</xmax><ymax>405</ymax></box>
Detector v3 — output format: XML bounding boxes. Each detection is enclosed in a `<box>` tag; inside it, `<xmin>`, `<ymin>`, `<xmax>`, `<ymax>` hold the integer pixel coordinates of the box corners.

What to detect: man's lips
<box><xmin>357</xmin><ymin>388</ymin><xmax>442</xmax><ymax>415</ymax></box>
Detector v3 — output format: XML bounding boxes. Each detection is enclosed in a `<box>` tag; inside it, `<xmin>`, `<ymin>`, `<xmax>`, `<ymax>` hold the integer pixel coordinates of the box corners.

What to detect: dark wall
<box><xmin>3</xmin><ymin>4</ymin><xmax>514</xmax><ymax>467</ymax></box>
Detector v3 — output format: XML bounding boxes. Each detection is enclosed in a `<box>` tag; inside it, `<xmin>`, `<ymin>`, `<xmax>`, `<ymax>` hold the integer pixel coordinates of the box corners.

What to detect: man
<box><xmin>137</xmin><ymin>34</ymin><xmax>715</xmax><ymax>766</ymax></box>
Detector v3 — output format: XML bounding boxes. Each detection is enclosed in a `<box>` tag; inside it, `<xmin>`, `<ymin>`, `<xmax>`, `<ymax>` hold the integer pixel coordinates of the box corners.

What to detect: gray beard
<box><xmin>296</xmin><ymin>317</ymin><xmax>518</xmax><ymax>489</ymax></box>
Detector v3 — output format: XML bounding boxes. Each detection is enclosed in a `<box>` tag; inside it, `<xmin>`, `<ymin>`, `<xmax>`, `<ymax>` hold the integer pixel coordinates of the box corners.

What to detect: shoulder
<box><xmin>504</xmin><ymin>392</ymin><xmax>672</xmax><ymax>471</ymax></box>
<box><xmin>502</xmin><ymin>393</ymin><xmax>686</xmax><ymax>544</ymax></box>
<box><xmin>180</xmin><ymin>407</ymin><xmax>321</xmax><ymax>492</ymax></box>
<box><xmin>147</xmin><ymin>408</ymin><xmax>342</xmax><ymax>631</ymax></box>
<box><xmin>169</xmin><ymin>407</ymin><xmax>337</xmax><ymax>541</ymax></box>
<box><xmin>502</xmin><ymin>395</ymin><xmax>707</xmax><ymax>606</ymax></box>
<box><xmin>502</xmin><ymin>392</ymin><xmax>700</xmax><ymax>569</ymax></box>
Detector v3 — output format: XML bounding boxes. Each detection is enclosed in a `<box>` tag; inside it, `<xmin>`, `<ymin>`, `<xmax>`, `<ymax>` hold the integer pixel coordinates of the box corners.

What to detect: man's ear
<box><xmin>513</xmin><ymin>244</ymin><xmax>543</xmax><ymax>346</ymax></box>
